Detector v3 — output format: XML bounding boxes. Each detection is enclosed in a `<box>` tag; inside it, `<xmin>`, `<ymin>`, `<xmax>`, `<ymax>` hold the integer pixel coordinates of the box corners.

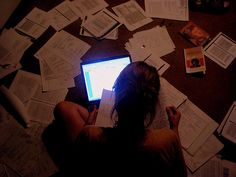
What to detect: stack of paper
<box><xmin>0</xmin><ymin>28</ymin><xmax>32</xmax><ymax>79</ymax></box>
<box><xmin>34</xmin><ymin>30</ymin><xmax>91</xmax><ymax>91</ymax></box>
<box><xmin>81</xmin><ymin>9</ymin><xmax>121</xmax><ymax>40</ymax></box>
<box><xmin>125</xmin><ymin>26</ymin><xmax>175</xmax><ymax>59</ymax></box>
<box><xmin>125</xmin><ymin>26</ymin><xmax>175</xmax><ymax>75</ymax></box>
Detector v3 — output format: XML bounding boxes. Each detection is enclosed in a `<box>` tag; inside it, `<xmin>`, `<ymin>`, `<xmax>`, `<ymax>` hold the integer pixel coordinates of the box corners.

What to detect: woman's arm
<box><xmin>54</xmin><ymin>101</ymin><xmax>98</xmax><ymax>142</ymax></box>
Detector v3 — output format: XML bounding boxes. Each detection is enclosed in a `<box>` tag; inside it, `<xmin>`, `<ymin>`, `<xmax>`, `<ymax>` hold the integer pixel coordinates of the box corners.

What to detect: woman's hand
<box><xmin>166</xmin><ymin>106</ymin><xmax>181</xmax><ymax>132</ymax></box>
<box><xmin>86</xmin><ymin>105</ymin><xmax>98</xmax><ymax>125</ymax></box>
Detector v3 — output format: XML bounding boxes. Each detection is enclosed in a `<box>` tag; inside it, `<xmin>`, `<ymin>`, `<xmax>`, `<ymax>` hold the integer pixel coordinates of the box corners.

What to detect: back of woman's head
<box><xmin>113</xmin><ymin>61</ymin><xmax>160</xmax><ymax>129</ymax></box>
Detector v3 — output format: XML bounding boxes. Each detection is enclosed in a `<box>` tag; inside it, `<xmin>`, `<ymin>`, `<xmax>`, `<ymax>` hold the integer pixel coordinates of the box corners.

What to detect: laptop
<box><xmin>81</xmin><ymin>55</ymin><xmax>131</xmax><ymax>104</ymax></box>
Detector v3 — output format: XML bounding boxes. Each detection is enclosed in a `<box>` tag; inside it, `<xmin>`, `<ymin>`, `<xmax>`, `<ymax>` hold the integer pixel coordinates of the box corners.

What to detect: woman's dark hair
<box><xmin>112</xmin><ymin>61</ymin><xmax>160</xmax><ymax>129</ymax></box>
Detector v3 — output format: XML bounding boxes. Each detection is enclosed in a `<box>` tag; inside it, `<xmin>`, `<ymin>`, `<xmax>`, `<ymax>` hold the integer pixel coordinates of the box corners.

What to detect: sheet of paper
<box><xmin>48</xmin><ymin>1</ymin><xmax>78</xmax><ymax>31</ymax></box>
<box><xmin>15</xmin><ymin>7</ymin><xmax>49</xmax><ymax>39</ymax></box>
<box><xmin>145</xmin><ymin>0</ymin><xmax>189</xmax><ymax>21</ymax></box>
<box><xmin>0</xmin><ymin>0</ymin><xmax>21</xmax><ymax>29</ymax></box>
<box><xmin>32</xmin><ymin>84</ymin><xmax>67</xmax><ymax>105</ymax></box>
<box><xmin>24</xmin><ymin>122</ymin><xmax>47</xmax><ymax>139</ymax></box>
<box><xmin>82</xmin><ymin>9</ymin><xmax>121</xmax><ymax>39</ymax></box>
<box><xmin>125</xmin><ymin>26</ymin><xmax>175</xmax><ymax>62</ymax></box>
<box><xmin>112</xmin><ymin>0</ymin><xmax>153</xmax><ymax>31</ymax></box>
<box><xmin>39</xmin><ymin>59</ymin><xmax>75</xmax><ymax>91</ymax></box>
<box><xmin>9</xmin><ymin>70</ymin><xmax>40</xmax><ymax>103</ymax></box>
<box><xmin>222</xmin><ymin>159</ymin><xmax>236</xmax><ymax>177</ymax></box>
<box><xmin>37</xmin><ymin>47</ymin><xmax>79</xmax><ymax>77</ymax></box>
<box><xmin>0</xmin><ymin>63</ymin><xmax>21</xmax><ymax>79</ymax></box>
<box><xmin>0</xmin><ymin>85</ymin><xmax>31</xmax><ymax>127</ymax></box>
<box><xmin>0</xmin><ymin>28</ymin><xmax>32</xmax><ymax>65</ymax></box>
<box><xmin>26</xmin><ymin>99</ymin><xmax>55</xmax><ymax>124</ymax></box>
<box><xmin>159</xmin><ymin>77</ymin><xmax>187</xmax><ymax>108</ymax></box>
<box><xmin>178</xmin><ymin>100</ymin><xmax>210</xmax><ymax>149</ymax></box>
<box><xmin>187</xmin><ymin>156</ymin><xmax>223</xmax><ymax>177</ymax></box>
<box><xmin>204</xmin><ymin>32</ymin><xmax>236</xmax><ymax>69</ymax></box>
<box><xmin>0</xmin><ymin>163</ymin><xmax>22</xmax><ymax>177</ymax></box>
<box><xmin>27</xmin><ymin>83</ymin><xmax>67</xmax><ymax>124</ymax></box>
<box><xmin>95</xmin><ymin>89</ymin><xmax>116</xmax><ymax>127</ymax></box>
<box><xmin>132</xmin><ymin>26</ymin><xmax>175</xmax><ymax>57</ymax></box>
<box><xmin>217</xmin><ymin>102</ymin><xmax>236</xmax><ymax>134</ymax></box>
<box><xmin>145</xmin><ymin>55</ymin><xmax>170</xmax><ymax>76</ymax></box>
<box><xmin>150</xmin><ymin>77</ymin><xmax>187</xmax><ymax>129</ymax></box>
<box><xmin>35</xmin><ymin>30</ymin><xmax>91</xmax><ymax>65</ymax></box>
<box><xmin>220</xmin><ymin>101</ymin><xmax>236</xmax><ymax>144</ymax></box>
<box><xmin>179</xmin><ymin>99</ymin><xmax>219</xmax><ymax>155</ymax></box>
<box><xmin>71</xmin><ymin>0</ymin><xmax>108</xmax><ymax>17</ymax></box>
<box><xmin>125</xmin><ymin>38</ymin><xmax>152</xmax><ymax>61</ymax></box>
<box><xmin>183</xmin><ymin>135</ymin><xmax>224</xmax><ymax>172</ymax></box>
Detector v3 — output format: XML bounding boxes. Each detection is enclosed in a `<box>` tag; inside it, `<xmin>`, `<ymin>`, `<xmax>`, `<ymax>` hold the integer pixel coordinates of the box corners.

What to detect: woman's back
<box><xmin>71</xmin><ymin>126</ymin><xmax>186</xmax><ymax>177</ymax></box>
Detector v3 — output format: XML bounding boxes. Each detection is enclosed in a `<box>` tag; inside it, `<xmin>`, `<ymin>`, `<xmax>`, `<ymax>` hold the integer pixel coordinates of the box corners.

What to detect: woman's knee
<box><xmin>54</xmin><ymin>101</ymin><xmax>71</xmax><ymax>120</ymax></box>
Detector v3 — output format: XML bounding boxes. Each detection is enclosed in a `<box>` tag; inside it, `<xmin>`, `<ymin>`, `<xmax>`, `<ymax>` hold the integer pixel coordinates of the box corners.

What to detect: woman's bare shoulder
<box><xmin>143</xmin><ymin>128</ymin><xmax>179</xmax><ymax>150</ymax></box>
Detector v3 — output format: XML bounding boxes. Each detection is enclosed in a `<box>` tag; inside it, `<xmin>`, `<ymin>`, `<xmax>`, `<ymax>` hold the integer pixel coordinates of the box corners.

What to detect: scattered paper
<box><xmin>8</xmin><ymin>70</ymin><xmax>68</xmax><ymax>124</ymax></box>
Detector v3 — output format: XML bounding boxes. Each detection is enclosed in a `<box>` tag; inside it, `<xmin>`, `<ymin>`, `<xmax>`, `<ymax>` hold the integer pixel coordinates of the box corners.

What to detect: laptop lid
<box><xmin>81</xmin><ymin>55</ymin><xmax>131</xmax><ymax>103</ymax></box>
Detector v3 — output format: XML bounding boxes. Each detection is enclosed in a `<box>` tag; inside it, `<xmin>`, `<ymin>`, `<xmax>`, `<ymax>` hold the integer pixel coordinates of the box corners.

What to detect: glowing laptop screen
<box><xmin>81</xmin><ymin>55</ymin><xmax>131</xmax><ymax>102</ymax></box>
